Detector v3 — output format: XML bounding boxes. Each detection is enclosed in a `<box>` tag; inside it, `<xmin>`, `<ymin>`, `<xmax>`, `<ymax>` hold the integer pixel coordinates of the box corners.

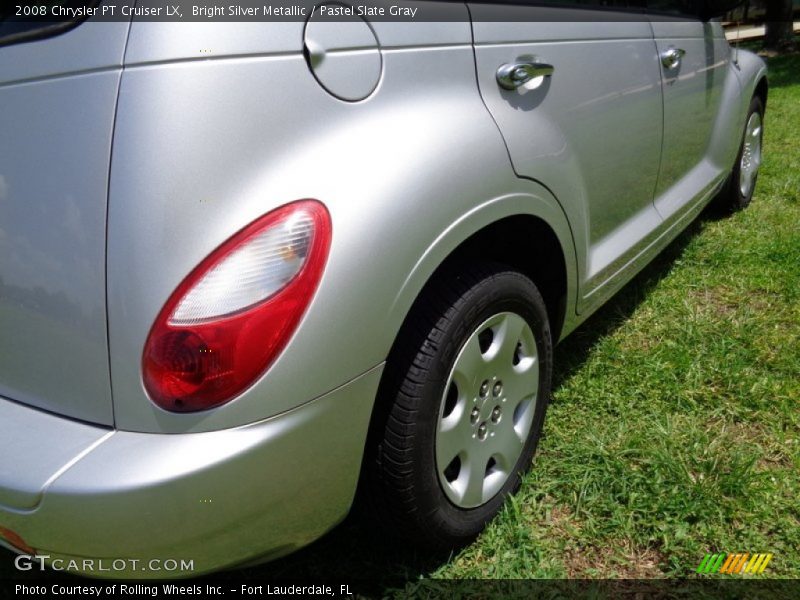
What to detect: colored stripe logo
<box><xmin>696</xmin><ymin>553</ymin><xmax>773</xmax><ymax>574</ymax></box>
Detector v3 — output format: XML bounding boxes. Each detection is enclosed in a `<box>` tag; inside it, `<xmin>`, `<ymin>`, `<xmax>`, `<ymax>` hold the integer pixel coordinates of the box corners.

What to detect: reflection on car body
<box><xmin>0</xmin><ymin>0</ymin><xmax>766</xmax><ymax>577</ymax></box>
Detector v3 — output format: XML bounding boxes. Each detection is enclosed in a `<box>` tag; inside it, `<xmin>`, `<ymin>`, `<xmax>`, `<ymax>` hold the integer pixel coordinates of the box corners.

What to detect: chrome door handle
<box><xmin>496</xmin><ymin>61</ymin><xmax>555</xmax><ymax>90</ymax></box>
<box><xmin>661</xmin><ymin>46</ymin><xmax>686</xmax><ymax>70</ymax></box>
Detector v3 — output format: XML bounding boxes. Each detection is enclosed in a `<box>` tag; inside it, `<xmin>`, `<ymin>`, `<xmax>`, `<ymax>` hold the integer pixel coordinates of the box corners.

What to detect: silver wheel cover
<box><xmin>740</xmin><ymin>111</ymin><xmax>763</xmax><ymax>198</ymax></box>
<box><xmin>435</xmin><ymin>312</ymin><xmax>540</xmax><ymax>509</ymax></box>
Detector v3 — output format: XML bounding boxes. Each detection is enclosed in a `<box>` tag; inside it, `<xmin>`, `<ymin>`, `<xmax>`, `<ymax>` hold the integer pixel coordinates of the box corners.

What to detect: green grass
<box><xmin>253</xmin><ymin>53</ymin><xmax>800</xmax><ymax>586</ymax></box>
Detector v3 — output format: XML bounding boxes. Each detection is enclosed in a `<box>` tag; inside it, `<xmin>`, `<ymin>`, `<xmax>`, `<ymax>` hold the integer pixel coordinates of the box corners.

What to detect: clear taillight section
<box><xmin>170</xmin><ymin>212</ymin><xmax>315</xmax><ymax>325</ymax></box>
<box><xmin>142</xmin><ymin>200</ymin><xmax>331</xmax><ymax>412</ymax></box>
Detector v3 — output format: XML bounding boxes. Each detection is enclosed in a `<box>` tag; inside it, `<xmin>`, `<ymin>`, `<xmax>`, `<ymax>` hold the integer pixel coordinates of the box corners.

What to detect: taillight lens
<box><xmin>142</xmin><ymin>200</ymin><xmax>331</xmax><ymax>412</ymax></box>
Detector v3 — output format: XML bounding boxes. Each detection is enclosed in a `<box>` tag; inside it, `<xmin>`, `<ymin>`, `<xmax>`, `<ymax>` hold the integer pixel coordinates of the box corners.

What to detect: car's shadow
<box><xmin>232</xmin><ymin>202</ymin><xmax>727</xmax><ymax>589</ymax></box>
<box><xmin>549</xmin><ymin>205</ymin><xmax>723</xmax><ymax>392</ymax></box>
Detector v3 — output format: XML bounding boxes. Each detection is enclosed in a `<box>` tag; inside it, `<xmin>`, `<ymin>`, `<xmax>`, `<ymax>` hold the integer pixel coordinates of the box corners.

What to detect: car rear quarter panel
<box><xmin>108</xmin><ymin>16</ymin><xmax>577</xmax><ymax>433</ymax></box>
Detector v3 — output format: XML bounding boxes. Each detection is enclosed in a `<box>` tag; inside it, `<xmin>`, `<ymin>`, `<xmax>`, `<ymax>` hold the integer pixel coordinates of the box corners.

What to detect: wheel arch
<box><xmin>754</xmin><ymin>75</ymin><xmax>769</xmax><ymax>109</ymax></box>
<box><xmin>386</xmin><ymin>192</ymin><xmax>576</xmax><ymax>352</ymax></box>
<box><xmin>734</xmin><ymin>49</ymin><xmax>769</xmax><ymax>118</ymax></box>
<box><xmin>435</xmin><ymin>215</ymin><xmax>568</xmax><ymax>341</ymax></box>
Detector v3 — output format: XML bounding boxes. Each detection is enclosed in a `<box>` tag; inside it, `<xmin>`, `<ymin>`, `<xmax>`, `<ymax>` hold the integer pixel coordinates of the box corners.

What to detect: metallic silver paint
<box><xmin>0</xmin><ymin>4</ymin><xmax>767</xmax><ymax>575</ymax></box>
<box><xmin>651</xmin><ymin>21</ymin><xmax>730</xmax><ymax>219</ymax></box>
<box><xmin>470</xmin><ymin>8</ymin><xmax>665</xmax><ymax>311</ymax></box>
<box><xmin>0</xmin><ymin>22</ymin><xmax>131</xmax><ymax>424</ymax></box>
<box><xmin>0</xmin><ymin>22</ymin><xmax>130</xmax><ymax>85</ymax></box>
<box><xmin>0</xmin><ymin>398</ymin><xmax>112</xmax><ymax>510</ymax></box>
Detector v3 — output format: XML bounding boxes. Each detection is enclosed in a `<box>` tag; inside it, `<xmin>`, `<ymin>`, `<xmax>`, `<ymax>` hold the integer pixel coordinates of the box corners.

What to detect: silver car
<box><xmin>0</xmin><ymin>0</ymin><xmax>766</xmax><ymax>577</ymax></box>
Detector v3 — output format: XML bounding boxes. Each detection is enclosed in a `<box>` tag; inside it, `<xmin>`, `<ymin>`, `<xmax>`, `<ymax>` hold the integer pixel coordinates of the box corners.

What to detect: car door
<box><xmin>648</xmin><ymin>2</ymin><xmax>731</xmax><ymax>221</ymax></box>
<box><xmin>469</xmin><ymin>2</ymin><xmax>665</xmax><ymax>313</ymax></box>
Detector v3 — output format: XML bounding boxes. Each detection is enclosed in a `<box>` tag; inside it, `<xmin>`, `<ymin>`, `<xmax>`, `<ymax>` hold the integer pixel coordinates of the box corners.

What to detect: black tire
<box><xmin>360</xmin><ymin>262</ymin><xmax>553</xmax><ymax>549</ymax></box>
<box><xmin>717</xmin><ymin>95</ymin><xmax>765</xmax><ymax>212</ymax></box>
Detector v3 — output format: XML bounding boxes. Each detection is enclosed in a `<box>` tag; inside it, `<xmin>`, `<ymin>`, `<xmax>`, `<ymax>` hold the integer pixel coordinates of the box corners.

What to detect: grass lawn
<box><xmin>254</xmin><ymin>52</ymin><xmax>800</xmax><ymax>587</ymax></box>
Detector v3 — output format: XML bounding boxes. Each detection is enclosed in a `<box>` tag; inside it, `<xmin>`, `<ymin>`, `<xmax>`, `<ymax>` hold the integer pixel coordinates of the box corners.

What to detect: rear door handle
<box><xmin>661</xmin><ymin>47</ymin><xmax>686</xmax><ymax>70</ymax></box>
<box><xmin>496</xmin><ymin>61</ymin><xmax>555</xmax><ymax>90</ymax></box>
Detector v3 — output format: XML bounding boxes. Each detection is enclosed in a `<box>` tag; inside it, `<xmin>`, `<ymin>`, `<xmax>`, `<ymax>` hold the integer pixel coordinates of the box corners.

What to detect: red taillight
<box><xmin>0</xmin><ymin>526</ymin><xmax>34</xmax><ymax>554</ymax></box>
<box><xmin>142</xmin><ymin>200</ymin><xmax>331</xmax><ymax>412</ymax></box>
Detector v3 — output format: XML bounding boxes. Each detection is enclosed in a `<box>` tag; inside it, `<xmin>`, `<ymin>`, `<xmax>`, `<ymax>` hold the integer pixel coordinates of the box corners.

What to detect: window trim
<box><xmin>0</xmin><ymin>1</ymin><xmax>101</xmax><ymax>49</ymax></box>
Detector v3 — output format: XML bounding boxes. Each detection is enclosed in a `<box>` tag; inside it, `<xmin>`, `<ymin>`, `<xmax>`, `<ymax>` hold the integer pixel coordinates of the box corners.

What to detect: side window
<box><xmin>0</xmin><ymin>1</ymin><xmax>100</xmax><ymax>48</ymax></box>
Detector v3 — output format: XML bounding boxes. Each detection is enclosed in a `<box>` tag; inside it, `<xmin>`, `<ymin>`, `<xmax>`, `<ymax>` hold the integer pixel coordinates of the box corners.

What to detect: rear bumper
<box><xmin>0</xmin><ymin>365</ymin><xmax>382</xmax><ymax>578</ymax></box>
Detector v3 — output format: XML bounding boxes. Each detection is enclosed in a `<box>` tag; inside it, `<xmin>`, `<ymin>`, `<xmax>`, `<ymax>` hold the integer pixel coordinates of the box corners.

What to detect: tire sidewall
<box><xmin>411</xmin><ymin>270</ymin><xmax>552</xmax><ymax>543</ymax></box>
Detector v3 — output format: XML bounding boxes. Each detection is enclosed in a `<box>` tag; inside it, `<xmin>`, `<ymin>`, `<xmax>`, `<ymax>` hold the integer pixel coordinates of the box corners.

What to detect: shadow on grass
<box><xmin>550</xmin><ymin>208</ymin><xmax>713</xmax><ymax>392</ymax></box>
<box><xmin>232</xmin><ymin>204</ymin><xmax>728</xmax><ymax>590</ymax></box>
<box><xmin>761</xmin><ymin>51</ymin><xmax>800</xmax><ymax>88</ymax></box>
<box><xmin>230</xmin><ymin>517</ymin><xmax>451</xmax><ymax>592</ymax></box>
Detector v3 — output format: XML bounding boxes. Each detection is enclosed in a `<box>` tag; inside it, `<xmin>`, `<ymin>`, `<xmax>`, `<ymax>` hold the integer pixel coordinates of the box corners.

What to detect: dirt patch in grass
<box><xmin>705</xmin><ymin>418</ymin><xmax>795</xmax><ymax>470</ymax></box>
<box><xmin>563</xmin><ymin>541</ymin><xmax>666</xmax><ymax>578</ymax></box>
<box><xmin>686</xmin><ymin>286</ymin><xmax>775</xmax><ymax>318</ymax></box>
<box><xmin>541</xmin><ymin>503</ymin><xmax>585</xmax><ymax>549</ymax></box>
<box><xmin>687</xmin><ymin>286</ymin><xmax>739</xmax><ymax>317</ymax></box>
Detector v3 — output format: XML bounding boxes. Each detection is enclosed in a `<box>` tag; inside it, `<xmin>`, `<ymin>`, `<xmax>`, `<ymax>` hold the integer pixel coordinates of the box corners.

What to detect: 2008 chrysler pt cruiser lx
<box><xmin>0</xmin><ymin>0</ymin><xmax>766</xmax><ymax>577</ymax></box>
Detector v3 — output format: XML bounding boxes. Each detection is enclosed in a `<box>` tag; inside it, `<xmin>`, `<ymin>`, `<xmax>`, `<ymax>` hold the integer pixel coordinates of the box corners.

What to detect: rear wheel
<box><xmin>362</xmin><ymin>262</ymin><xmax>552</xmax><ymax>549</ymax></box>
<box><xmin>718</xmin><ymin>95</ymin><xmax>764</xmax><ymax>212</ymax></box>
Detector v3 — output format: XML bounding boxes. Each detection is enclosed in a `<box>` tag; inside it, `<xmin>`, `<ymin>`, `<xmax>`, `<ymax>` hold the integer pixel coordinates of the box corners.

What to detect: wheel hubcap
<box><xmin>435</xmin><ymin>312</ymin><xmax>539</xmax><ymax>509</ymax></box>
<box><xmin>739</xmin><ymin>111</ymin><xmax>763</xmax><ymax>198</ymax></box>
